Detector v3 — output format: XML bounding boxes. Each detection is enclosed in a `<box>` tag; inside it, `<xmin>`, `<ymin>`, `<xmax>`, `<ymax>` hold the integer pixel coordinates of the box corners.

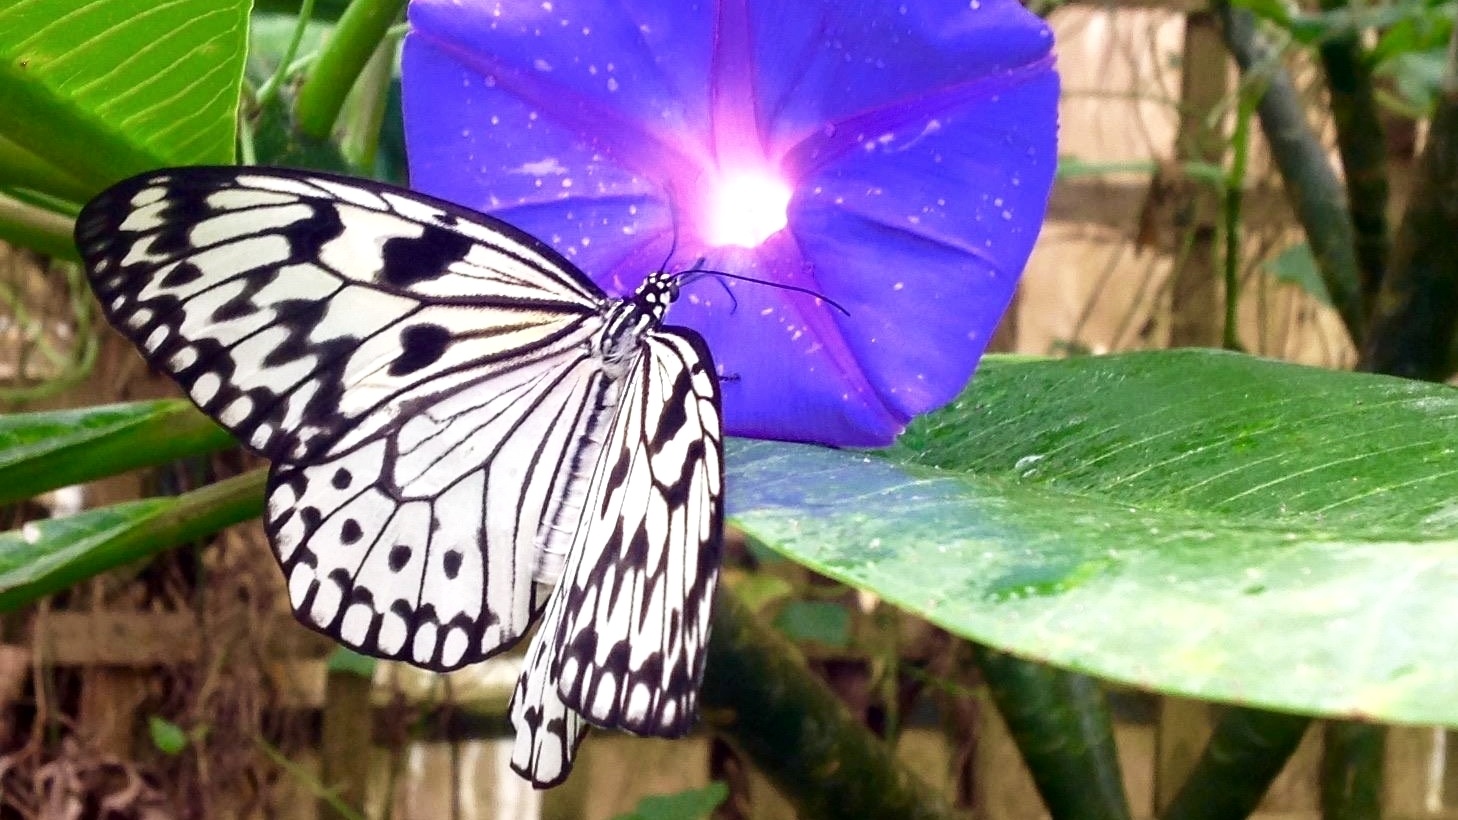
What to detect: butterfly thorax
<box><xmin>592</xmin><ymin>271</ymin><xmax>679</xmax><ymax>369</ymax></box>
<box><xmin>536</xmin><ymin>271</ymin><xmax>682</xmax><ymax>585</ymax></box>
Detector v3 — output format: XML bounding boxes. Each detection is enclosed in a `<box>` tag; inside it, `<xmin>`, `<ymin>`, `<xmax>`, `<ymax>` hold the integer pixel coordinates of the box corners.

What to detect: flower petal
<box><xmin>402</xmin><ymin>0</ymin><xmax>1059</xmax><ymax>446</ymax></box>
<box><xmin>787</xmin><ymin>69</ymin><xmax>1060</xmax><ymax>421</ymax></box>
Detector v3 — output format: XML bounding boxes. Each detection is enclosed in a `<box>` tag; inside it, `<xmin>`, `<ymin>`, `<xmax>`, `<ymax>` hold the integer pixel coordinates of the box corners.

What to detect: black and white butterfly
<box><xmin>74</xmin><ymin>166</ymin><xmax>724</xmax><ymax>787</ymax></box>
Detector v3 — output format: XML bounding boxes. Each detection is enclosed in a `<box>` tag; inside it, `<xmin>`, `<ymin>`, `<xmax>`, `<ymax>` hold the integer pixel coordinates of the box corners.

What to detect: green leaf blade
<box><xmin>0</xmin><ymin>0</ymin><xmax>249</xmax><ymax>193</ymax></box>
<box><xmin>727</xmin><ymin>351</ymin><xmax>1458</xmax><ymax>726</ymax></box>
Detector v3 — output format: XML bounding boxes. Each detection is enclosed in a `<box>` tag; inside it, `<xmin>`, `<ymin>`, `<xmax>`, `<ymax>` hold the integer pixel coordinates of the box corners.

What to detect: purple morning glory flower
<box><xmin>402</xmin><ymin>0</ymin><xmax>1058</xmax><ymax>447</ymax></box>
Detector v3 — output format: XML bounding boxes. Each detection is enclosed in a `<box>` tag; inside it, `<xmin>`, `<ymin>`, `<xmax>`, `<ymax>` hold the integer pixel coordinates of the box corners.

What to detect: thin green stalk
<box><xmin>257</xmin><ymin>0</ymin><xmax>319</xmax><ymax>108</ymax></box>
<box><xmin>0</xmin><ymin>189</ymin><xmax>78</xmax><ymax>261</ymax></box>
<box><xmin>254</xmin><ymin>735</ymin><xmax>367</xmax><ymax>820</ymax></box>
<box><xmin>1223</xmin><ymin>89</ymin><xmax>1256</xmax><ymax>351</ymax></box>
<box><xmin>339</xmin><ymin>34</ymin><xmax>397</xmax><ymax>170</ymax></box>
<box><xmin>1217</xmin><ymin>1</ymin><xmax>1365</xmax><ymax>345</ymax></box>
<box><xmin>294</xmin><ymin>0</ymin><xmax>407</xmax><ymax>140</ymax></box>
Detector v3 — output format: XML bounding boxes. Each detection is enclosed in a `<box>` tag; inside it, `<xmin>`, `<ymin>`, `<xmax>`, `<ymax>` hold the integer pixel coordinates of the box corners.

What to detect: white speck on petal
<box><xmin>512</xmin><ymin>157</ymin><xmax>567</xmax><ymax>176</ymax></box>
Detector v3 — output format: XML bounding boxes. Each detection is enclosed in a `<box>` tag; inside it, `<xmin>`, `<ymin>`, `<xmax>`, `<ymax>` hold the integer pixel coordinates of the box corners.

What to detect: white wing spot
<box><xmin>169</xmin><ymin>346</ymin><xmax>198</xmax><ymax>371</ymax></box>
<box><xmin>441</xmin><ymin>629</ymin><xmax>468</xmax><ymax>668</ymax></box>
<box><xmin>340</xmin><ymin>603</ymin><xmax>374</xmax><ymax>645</ymax></box>
<box><xmin>143</xmin><ymin>325</ymin><xmax>170</xmax><ymax>352</ymax></box>
<box><xmin>411</xmin><ymin>622</ymin><xmax>439</xmax><ymax>663</ymax></box>
<box><xmin>130</xmin><ymin>186</ymin><xmax>166</xmax><ymax>207</ymax></box>
<box><xmin>191</xmin><ymin>372</ymin><xmax>221</xmax><ymax>406</ymax></box>
<box><xmin>219</xmin><ymin>396</ymin><xmax>254</xmax><ymax>427</ymax></box>
<box><xmin>309</xmin><ymin>575</ymin><xmax>344</xmax><ymax>627</ymax></box>
<box><xmin>377</xmin><ymin>608</ymin><xmax>408</xmax><ymax>654</ymax></box>
<box><xmin>287</xmin><ymin>564</ymin><xmax>316</xmax><ymax>608</ymax></box>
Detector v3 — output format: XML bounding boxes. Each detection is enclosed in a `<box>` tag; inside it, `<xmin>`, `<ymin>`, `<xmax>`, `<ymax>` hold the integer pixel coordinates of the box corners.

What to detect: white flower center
<box><xmin>704</xmin><ymin>170</ymin><xmax>791</xmax><ymax>248</ymax></box>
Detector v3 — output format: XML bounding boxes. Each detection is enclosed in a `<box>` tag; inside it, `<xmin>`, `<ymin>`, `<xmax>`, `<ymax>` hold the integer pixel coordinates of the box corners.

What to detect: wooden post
<box><xmin>1166</xmin><ymin>11</ymin><xmax>1230</xmax><ymax>347</ymax></box>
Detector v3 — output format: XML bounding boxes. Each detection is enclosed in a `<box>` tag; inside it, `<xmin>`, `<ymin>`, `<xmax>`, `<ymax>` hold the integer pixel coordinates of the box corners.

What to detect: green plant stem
<box><xmin>1217</xmin><ymin>2</ymin><xmax>1365</xmax><ymax>345</ymax></box>
<box><xmin>0</xmin><ymin>134</ymin><xmax>92</xmax><ymax>203</ymax></box>
<box><xmin>973</xmin><ymin>645</ymin><xmax>1130</xmax><ymax>820</ymax></box>
<box><xmin>339</xmin><ymin>34</ymin><xmax>396</xmax><ymax>170</ymax></box>
<box><xmin>1321</xmin><ymin>722</ymin><xmax>1384</xmax><ymax>820</ymax></box>
<box><xmin>1360</xmin><ymin>30</ymin><xmax>1458</xmax><ymax>379</ymax></box>
<box><xmin>294</xmin><ymin>0</ymin><xmax>407</xmax><ymax>141</ymax></box>
<box><xmin>254</xmin><ymin>735</ymin><xmax>367</xmax><ymax>820</ymax></box>
<box><xmin>1159</xmin><ymin>707</ymin><xmax>1310</xmax><ymax>820</ymax></box>
<box><xmin>1223</xmin><ymin>91</ymin><xmax>1256</xmax><ymax>351</ymax></box>
<box><xmin>0</xmin><ymin>189</ymin><xmax>79</xmax><ymax>261</ymax></box>
<box><xmin>257</xmin><ymin>0</ymin><xmax>319</xmax><ymax>107</ymax></box>
<box><xmin>1316</xmin><ymin>0</ymin><xmax>1390</xmax><ymax>315</ymax></box>
<box><xmin>701</xmin><ymin>586</ymin><xmax>956</xmax><ymax>820</ymax></box>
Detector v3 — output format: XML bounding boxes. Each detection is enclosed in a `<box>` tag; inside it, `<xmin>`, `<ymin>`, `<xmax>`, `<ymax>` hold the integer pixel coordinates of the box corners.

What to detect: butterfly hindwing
<box><xmin>265</xmin><ymin>350</ymin><xmax>629</xmax><ymax>669</ymax></box>
<box><xmin>509</xmin><ymin>328</ymin><xmax>724</xmax><ymax>785</ymax></box>
<box><xmin>75</xmin><ymin>167</ymin><xmax>626</xmax><ymax>669</ymax></box>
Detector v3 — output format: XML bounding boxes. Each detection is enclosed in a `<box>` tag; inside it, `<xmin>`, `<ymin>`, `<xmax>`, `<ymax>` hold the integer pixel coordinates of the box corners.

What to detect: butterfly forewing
<box><xmin>76</xmin><ymin>168</ymin><xmax>602</xmax><ymax>462</ymax></box>
<box><xmin>509</xmin><ymin>328</ymin><xmax>723</xmax><ymax>786</ymax></box>
<box><xmin>75</xmin><ymin>167</ymin><xmax>624</xmax><ymax>670</ymax></box>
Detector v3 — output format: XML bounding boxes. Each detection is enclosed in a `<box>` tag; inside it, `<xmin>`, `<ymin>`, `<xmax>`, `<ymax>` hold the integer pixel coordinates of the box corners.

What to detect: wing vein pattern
<box><xmin>75</xmin><ymin>166</ymin><xmax>726</xmax><ymax>787</ymax></box>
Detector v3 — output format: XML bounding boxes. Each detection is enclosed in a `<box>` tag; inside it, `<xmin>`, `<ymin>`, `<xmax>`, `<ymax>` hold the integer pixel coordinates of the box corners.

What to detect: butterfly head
<box><xmin>631</xmin><ymin>270</ymin><xmax>682</xmax><ymax>322</ymax></box>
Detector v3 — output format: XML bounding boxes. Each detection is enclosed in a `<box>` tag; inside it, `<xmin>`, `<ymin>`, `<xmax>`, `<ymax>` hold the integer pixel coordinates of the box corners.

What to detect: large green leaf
<box><xmin>0</xmin><ymin>0</ymin><xmax>249</xmax><ymax>195</ymax></box>
<box><xmin>727</xmin><ymin>350</ymin><xmax>1458</xmax><ymax>726</ymax></box>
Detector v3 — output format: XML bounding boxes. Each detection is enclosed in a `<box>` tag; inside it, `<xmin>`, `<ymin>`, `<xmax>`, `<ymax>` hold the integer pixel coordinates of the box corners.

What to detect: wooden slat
<box><xmin>21</xmin><ymin>611</ymin><xmax>333</xmax><ymax>666</ymax></box>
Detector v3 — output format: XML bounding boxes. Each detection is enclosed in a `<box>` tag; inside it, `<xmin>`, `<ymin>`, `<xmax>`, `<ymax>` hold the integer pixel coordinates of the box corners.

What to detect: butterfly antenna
<box><xmin>709</xmin><ymin>274</ymin><xmax>741</xmax><ymax>314</ymax></box>
<box><xmin>657</xmin><ymin>228</ymin><xmax>680</xmax><ymax>274</ymax></box>
<box><xmin>678</xmin><ymin>264</ymin><xmax>851</xmax><ymax>317</ymax></box>
<box><xmin>656</xmin><ymin>189</ymin><xmax>685</xmax><ymax>273</ymax></box>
